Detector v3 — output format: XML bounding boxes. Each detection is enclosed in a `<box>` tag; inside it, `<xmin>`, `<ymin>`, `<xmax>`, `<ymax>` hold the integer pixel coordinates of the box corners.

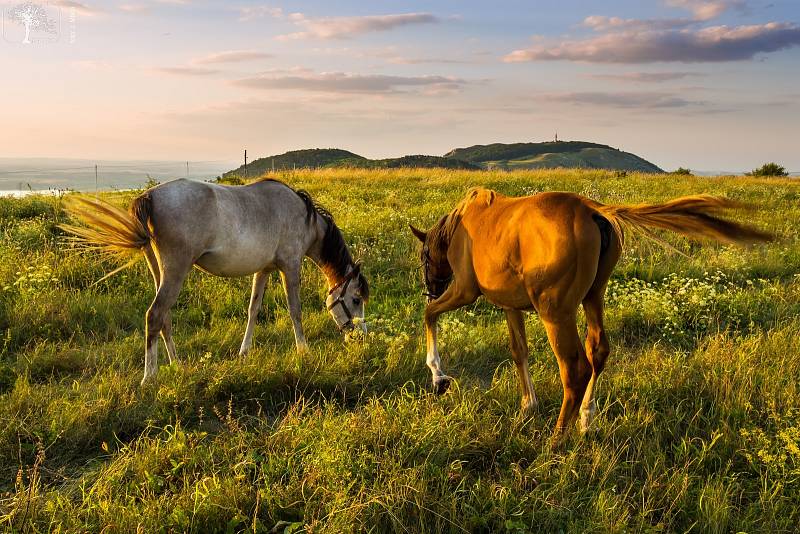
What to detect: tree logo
<box><xmin>3</xmin><ymin>2</ymin><xmax>60</xmax><ymax>44</ymax></box>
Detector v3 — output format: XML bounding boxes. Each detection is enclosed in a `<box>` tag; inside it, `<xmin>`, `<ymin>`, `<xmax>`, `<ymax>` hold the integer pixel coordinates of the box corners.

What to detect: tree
<box><xmin>671</xmin><ymin>167</ymin><xmax>692</xmax><ymax>176</ymax></box>
<box><xmin>748</xmin><ymin>163</ymin><xmax>788</xmax><ymax>177</ymax></box>
<box><xmin>7</xmin><ymin>2</ymin><xmax>56</xmax><ymax>44</ymax></box>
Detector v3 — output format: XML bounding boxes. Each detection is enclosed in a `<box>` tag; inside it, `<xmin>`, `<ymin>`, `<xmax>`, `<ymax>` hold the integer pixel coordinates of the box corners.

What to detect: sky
<box><xmin>1</xmin><ymin>0</ymin><xmax>799</xmax><ymax>172</ymax></box>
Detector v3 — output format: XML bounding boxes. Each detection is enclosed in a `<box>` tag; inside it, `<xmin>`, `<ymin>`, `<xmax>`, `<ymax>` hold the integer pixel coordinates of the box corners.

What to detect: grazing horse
<box><xmin>410</xmin><ymin>188</ymin><xmax>771</xmax><ymax>442</ymax></box>
<box><xmin>62</xmin><ymin>178</ymin><xmax>369</xmax><ymax>385</ymax></box>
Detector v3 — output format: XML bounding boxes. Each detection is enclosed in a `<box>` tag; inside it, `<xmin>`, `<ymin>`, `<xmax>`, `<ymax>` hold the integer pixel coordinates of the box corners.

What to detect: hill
<box><xmin>223</xmin><ymin>142</ymin><xmax>662</xmax><ymax>182</ymax></box>
<box><xmin>221</xmin><ymin>149</ymin><xmax>476</xmax><ymax>181</ymax></box>
<box><xmin>344</xmin><ymin>154</ymin><xmax>479</xmax><ymax>170</ymax></box>
<box><xmin>222</xmin><ymin>148</ymin><xmax>365</xmax><ymax>180</ymax></box>
<box><xmin>444</xmin><ymin>141</ymin><xmax>664</xmax><ymax>173</ymax></box>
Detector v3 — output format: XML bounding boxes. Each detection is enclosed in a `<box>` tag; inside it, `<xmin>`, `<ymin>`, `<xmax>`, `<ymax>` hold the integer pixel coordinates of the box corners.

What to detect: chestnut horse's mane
<box><xmin>429</xmin><ymin>187</ymin><xmax>498</xmax><ymax>253</ymax></box>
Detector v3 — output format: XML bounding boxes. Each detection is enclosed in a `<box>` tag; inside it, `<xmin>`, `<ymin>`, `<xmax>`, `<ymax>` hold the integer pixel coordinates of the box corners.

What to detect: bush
<box><xmin>748</xmin><ymin>163</ymin><xmax>788</xmax><ymax>177</ymax></box>
<box><xmin>672</xmin><ymin>167</ymin><xmax>692</xmax><ymax>176</ymax></box>
<box><xmin>216</xmin><ymin>174</ymin><xmax>245</xmax><ymax>185</ymax></box>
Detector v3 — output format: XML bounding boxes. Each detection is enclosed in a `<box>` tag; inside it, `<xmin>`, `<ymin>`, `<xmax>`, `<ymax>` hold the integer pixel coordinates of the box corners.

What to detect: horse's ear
<box><xmin>409</xmin><ymin>224</ymin><xmax>427</xmax><ymax>243</ymax></box>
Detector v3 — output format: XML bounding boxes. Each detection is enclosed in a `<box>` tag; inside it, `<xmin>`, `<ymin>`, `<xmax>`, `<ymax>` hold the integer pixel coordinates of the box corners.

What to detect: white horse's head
<box><xmin>326</xmin><ymin>263</ymin><xmax>368</xmax><ymax>334</ymax></box>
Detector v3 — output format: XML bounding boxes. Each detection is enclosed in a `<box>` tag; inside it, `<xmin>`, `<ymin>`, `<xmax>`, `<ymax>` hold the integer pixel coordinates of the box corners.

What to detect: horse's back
<box><xmin>145</xmin><ymin>179</ymin><xmax>218</xmax><ymax>247</ymax></box>
<box><xmin>144</xmin><ymin>179</ymin><xmax>313</xmax><ymax>277</ymax></box>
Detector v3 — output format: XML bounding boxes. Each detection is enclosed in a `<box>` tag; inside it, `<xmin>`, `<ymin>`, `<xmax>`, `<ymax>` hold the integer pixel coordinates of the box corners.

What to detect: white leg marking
<box><xmin>522</xmin><ymin>372</ymin><xmax>538</xmax><ymax>415</ymax></box>
<box><xmin>426</xmin><ymin>324</ymin><xmax>452</xmax><ymax>394</ymax></box>
<box><xmin>142</xmin><ymin>340</ymin><xmax>158</xmax><ymax>385</ymax></box>
<box><xmin>580</xmin><ymin>374</ymin><xmax>598</xmax><ymax>433</ymax></box>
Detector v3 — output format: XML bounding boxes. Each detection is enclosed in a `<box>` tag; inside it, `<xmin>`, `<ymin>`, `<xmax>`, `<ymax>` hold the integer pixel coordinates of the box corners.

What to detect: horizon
<box><xmin>1</xmin><ymin>0</ymin><xmax>799</xmax><ymax>172</ymax></box>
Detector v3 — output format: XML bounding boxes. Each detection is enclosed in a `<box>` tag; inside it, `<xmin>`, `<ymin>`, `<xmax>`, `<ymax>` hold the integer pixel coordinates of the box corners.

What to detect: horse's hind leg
<box><xmin>580</xmin><ymin>228</ymin><xmax>620</xmax><ymax>432</ymax></box>
<box><xmin>239</xmin><ymin>270</ymin><xmax>270</xmax><ymax>356</ymax></box>
<box><xmin>160</xmin><ymin>311</ymin><xmax>178</xmax><ymax>364</ymax></box>
<box><xmin>505</xmin><ymin>309</ymin><xmax>537</xmax><ymax>416</ymax></box>
<box><xmin>580</xmin><ymin>290</ymin><xmax>610</xmax><ymax>433</ymax></box>
<box><xmin>144</xmin><ymin>245</ymin><xmax>178</xmax><ymax>364</ymax></box>
<box><xmin>142</xmin><ymin>256</ymin><xmax>190</xmax><ymax>384</ymax></box>
<box><xmin>541</xmin><ymin>313</ymin><xmax>592</xmax><ymax>443</ymax></box>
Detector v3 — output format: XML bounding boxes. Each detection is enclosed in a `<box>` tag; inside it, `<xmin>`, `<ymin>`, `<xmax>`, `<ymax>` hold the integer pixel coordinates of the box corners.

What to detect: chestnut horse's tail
<box><xmin>60</xmin><ymin>194</ymin><xmax>152</xmax><ymax>281</ymax></box>
<box><xmin>591</xmin><ymin>194</ymin><xmax>772</xmax><ymax>249</ymax></box>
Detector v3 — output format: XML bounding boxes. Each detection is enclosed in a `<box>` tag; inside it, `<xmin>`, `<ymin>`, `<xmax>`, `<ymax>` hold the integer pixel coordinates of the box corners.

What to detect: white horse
<box><xmin>62</xmin><ymin>178</ymin><xmax>369</xmax><ymax>384</ymax></box>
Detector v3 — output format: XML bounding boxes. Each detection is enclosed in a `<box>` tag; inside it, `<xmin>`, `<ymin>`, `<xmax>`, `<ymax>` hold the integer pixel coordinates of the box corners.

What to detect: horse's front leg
<box><xmin>423</xmin><ymin>284</ymin><xmax>478</xmax><ymax>395</ymax></box>
<box><xmin>280</xmin><ymin>265</ymin><xmax>309</xmax><ymax>353</ymax></box>
<box><xmin>239</xmin><ymin>270</ymin><xmax>270</xmax><ymax>356</ymax></box>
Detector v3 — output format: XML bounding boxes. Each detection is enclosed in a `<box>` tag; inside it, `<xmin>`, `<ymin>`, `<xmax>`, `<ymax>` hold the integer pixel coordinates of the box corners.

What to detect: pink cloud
<box><xmin>274</xmin><ymin>12</ymin><xmax>439</xmax><ymax>40</ymax></box>
<box><xmin>505</xmin><ymin>22</ymin><xmax>800</xmax><ymax>63</ymax></box>
<box><xmin>193</xmin><ymin>50</ymin><xmax>272</xmax><ymax>65</ymax></box>
<box><xmin>232</xmin><ymin>70</ymin><xmax>466</xmax><ymax>94</ymax></box>
<box><xmin>665</xmin><ymin>0</ymin><xmax>747</xmax><ymax>21</ymax></box>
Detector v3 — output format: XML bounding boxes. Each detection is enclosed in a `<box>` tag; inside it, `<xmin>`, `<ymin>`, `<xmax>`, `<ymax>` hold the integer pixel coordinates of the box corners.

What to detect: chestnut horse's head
<box><xmin>410</xmin><ymin>220</ymin><xmax>453</xmax><ymax>301</ymax></box>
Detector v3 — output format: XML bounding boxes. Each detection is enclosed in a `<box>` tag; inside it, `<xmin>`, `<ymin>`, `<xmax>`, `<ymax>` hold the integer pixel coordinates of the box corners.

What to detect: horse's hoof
<box><xmin>521</xmin><ymin>400</ymin><xmax>538</xmax><ymax>418</ymax></box>
<box><xmin>140</xmin><ymin>374</ymin><xmax>156</xmax><ymax>387</ymax></box>
<box><xmin>432</xmin><ymin>375</ymin><xmax>452</xmax><ymax>396</ymax></box>
<box><xmin>549</xmin><ymin>428</ymin><xmax>570</xmax><ymax>450</ymax></box>
<box><xmin>579</xmin><ymin>406</ymin><xmax>597</xmax><ymax>434</ymax></box>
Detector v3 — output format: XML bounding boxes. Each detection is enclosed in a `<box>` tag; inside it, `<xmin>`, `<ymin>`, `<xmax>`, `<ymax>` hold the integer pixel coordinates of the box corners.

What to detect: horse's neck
<box><xmin>306</xmin><ymin>216</ymin><xmax>348</xmax><ymax>291</ymax></box>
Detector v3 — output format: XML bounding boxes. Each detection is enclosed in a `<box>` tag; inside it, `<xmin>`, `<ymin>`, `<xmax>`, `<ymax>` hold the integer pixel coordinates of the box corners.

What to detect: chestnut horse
<box><xmin>410</xmin><ymin>188</ymin><xmax>770</xmax><ymax>442</ymax></box>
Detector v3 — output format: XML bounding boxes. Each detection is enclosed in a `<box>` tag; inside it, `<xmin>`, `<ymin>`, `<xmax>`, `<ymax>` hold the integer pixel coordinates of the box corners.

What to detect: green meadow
<box><xmin>1</xmin><ymin>169</ymin><xmax>799</xmax><ymax>533</ymax></box>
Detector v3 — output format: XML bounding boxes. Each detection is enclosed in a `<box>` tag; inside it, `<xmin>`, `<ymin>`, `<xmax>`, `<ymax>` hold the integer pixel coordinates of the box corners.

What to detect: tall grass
<box><xmin>0</xmin><ymin>169</ymin><xmax>798</xmax><ymax>532</ymax></box>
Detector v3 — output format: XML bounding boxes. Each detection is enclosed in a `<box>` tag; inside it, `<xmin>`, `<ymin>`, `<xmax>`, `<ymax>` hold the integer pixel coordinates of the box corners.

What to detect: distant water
<box><xmin>0</xmin><ymin>158</ymin><xmax>235</xmax><ymax>196</ymax></box>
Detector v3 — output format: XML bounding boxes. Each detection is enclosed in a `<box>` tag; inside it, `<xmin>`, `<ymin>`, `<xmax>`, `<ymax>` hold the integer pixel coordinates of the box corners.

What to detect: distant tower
<box><xmin>554</xmin><ymin>131</ymin><xmax>559</xmax><ymax>142</ymax></box>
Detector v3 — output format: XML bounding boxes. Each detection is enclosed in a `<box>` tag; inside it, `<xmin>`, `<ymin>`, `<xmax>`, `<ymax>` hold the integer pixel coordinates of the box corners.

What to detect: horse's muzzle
<box><xmin>344</xmin><ymin>320</ymin><xmax>367</xmax><ymax>339</ymax></box>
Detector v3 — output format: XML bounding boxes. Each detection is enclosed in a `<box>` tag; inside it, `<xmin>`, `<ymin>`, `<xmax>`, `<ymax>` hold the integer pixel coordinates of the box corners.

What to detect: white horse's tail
<box><xmin>60</xmin><ymin>194</ymin><xmax>152</xmax><ymax>280</ymax></box>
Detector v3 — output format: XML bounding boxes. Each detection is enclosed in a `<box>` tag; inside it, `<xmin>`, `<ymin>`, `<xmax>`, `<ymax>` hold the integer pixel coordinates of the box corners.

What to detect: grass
<box><xmin>1</xmin><ymin>168</ymin><xmax>799</xmax><ymax>533</ymax></box>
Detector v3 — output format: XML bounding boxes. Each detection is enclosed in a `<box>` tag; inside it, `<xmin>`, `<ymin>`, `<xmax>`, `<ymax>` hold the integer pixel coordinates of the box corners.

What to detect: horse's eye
<box><xmin>352</xmin><ymin>297</ymin><xmax>362</xmax><ymax>306</ymax></box>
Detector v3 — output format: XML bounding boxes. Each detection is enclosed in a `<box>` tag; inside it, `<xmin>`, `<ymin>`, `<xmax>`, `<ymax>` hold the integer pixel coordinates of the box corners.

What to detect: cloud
<box><xmin>587</xmin><ymin>71</ymin><xmax>704</xmax><ymax>82</ymax></box>
<box><xmin>581</xmin><ymin>1</ymin><xmax>748</xmax><ymax>32</ymax></box>
<box><xmin>582</xmin><ymin>15</ymin><xmax>693</xmax><ymax>32</ymax></box>
<box><xmin>239</xmin><ymin>6</ymin><xmax>283</xmax><ymax>22</ymax></box>
<box><xmin>193</xmin><ymin>50</ymin><xmax>273</xmax><ymax>65</ymax></box>
<box><xmin>665</xmin><ymin>0</ymin><xmax>748</xmax><ymax>21</ymax></box>
<box><xmin>52</xmin><ymin>1</ymin><xmax>102</xmax><ymax>16</ymax></box>
<box><xmin>119</xmin><ymin>4</ymin><xmax>149</xmax><ymax>14</ymax></box>
<box><xmin>71</xmin><ymin>59</ymin><xmax>114</xmax><ymax>71</ymax></box>
<box><xmin>232</xmin><ymin>70</ymin><xmax>466</xmax><ymax>94</ymax></box>
<box><xmin>505</xmin><ymin>22</ymin><xmax>800</xmax><ymax>63</ymax></box>
<box><xmin>153</xmin><ymin>66</ymin><xmax>220</xmax><ymax>76</ymax></box>
<box><xmin>275</xmin><ymin>12</ymin><xmax>439</xmax><ymax>40</ymax></box>
<box><xmin>543</xmin><ymin>91</ymin><xmax>704</xmax><ymax>108</ymax></box>
<box><xmin>387</xmin><ymin>56</ymin><xmax>471</xmax><ymax>65</ymax></box>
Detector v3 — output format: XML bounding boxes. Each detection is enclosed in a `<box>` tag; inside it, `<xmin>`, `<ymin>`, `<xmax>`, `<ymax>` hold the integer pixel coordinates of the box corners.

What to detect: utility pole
<box><xmin>95</xmin><ymin>164</ymin><xmax>98</xmax><ymax>191</ymax></box>
<box><xmin>186</xmin><ymin>161</ymin><xmax>189</xmax><ymax>178</ymax></box>
<box><xmin>244</xmin><ymin>149</ymin><xmax>248</xmax><ymax>179</ymax></box>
